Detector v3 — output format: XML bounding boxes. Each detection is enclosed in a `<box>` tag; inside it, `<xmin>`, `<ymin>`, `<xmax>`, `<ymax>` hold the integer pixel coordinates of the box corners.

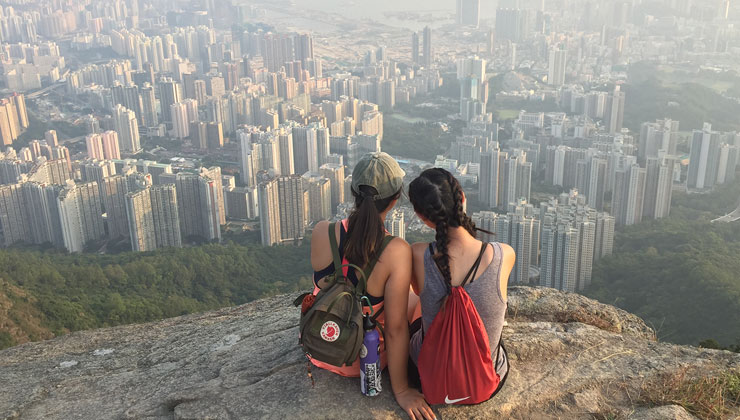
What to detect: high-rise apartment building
<box><xmin>487</xmin><ymin>29</ymin><xmax>495</xmax><ymax>55</ymax></box>
<box><xmin>0</xmin><ymin>99</ymin><xmax>20</xmax><ymax>146</ymax></box>
<box><xmin>0</xmin><ymin>182</ymin><xmax>65</xmax><ymax>248</ymax></box>
<box><xmin>496</xmin><ymin>8</ymin><xmax>528</xmax><ymax>42</ymax></box>
<box><xmin>175</xmin><ymin>171</ymin><xmax>222</xmax><ymax>242</ymax></box>
<box><xmin>580</xmin><ymin>156</ymin><xmax>604</xmax><ymax>211</ymax></box>
<box><xmin>101</xmin><ymin>131</ymin><xmax>121</xmax><ymax>160</ymax></box>
<box><xmin>258</xmin><ymin>178</ymin><xmax>281</xmax><ymax>246</ymax></box>
<box><xmin>292</xmin><ymin>124</ymin><xmax>330</xmax><ymax>175</ymax></box>
<box><xmin>11</xmin><ymin>93</ymin><xmax>28</xmax><ymax>130</ymax></box>
<box><xmin>643</xmin><ymin>157</ymin><xmax>675</xmax><ymax>220</ymax></box>
<box><xmin>111</xmin><ymin>82</ymin><xmax>143</xmax><ymax>124</ymax></box>
<box><xmin>239</xmin><ymin>132</ymin><xmax>256</xmax><ymax>187</ymax></box>
<box><xmin>23</xmin><ymin>182</ymin><xmax>64</xmax><ymax>247</ymax></box>
<box><xmin>170</xmin><ymin>100</ymin><xmax>198</xmax><ymax>140</ymax></box>
<box><xmin>58</xmin><ymin>181</ymin><xmax>105</xmax><ymax>253</ymax></box>
<box><xmin>0</xmin><ymin>183</ymin><xmax>30</xmax><ymax>246</ymax></box>
<box><xmin>27</xmin><ymin>159</ymin><xmax>72</xmax><ymax>185</ymax></box>
<box><xmin>126</xmin><ymin>188</ymin><xmax>156</xmax><ymax>252</ymax></box>
<box><xmin>385</xmin><ymin>209</ymin><xmax>405</xmax><ymax>240</ymax></box>
<box><xmin>593</xmin><ymin>212</ymin><xmax>615</xmax><ymax>261</ymax></box>
<box><xmin>319</xmin><ymin>163</ymin><xmax>345</xmax><ymax>213</ymax></box>
<box><xmin>103</xmin><ymin>175</ymin><xmax>131</xmax><ymax>239</ymax></box>
<box><xmin>457</xmin><ymin>56</ymin><xmax>488</xmax><ymax>121</ymax></box>
<box><xmin>639</xmin><ymin>119</ymin><xmax>679</xmax><ymax>161</ymax></box>
<box><xmin>502</xmin><ymin>153</ymin><xmax>532</xmax><ymax>207</ymax></box>
<box><xmin>538</xmin><ymin>192</ymin><xmax>613</xmax><ymax>292</ymax></box>
<box><xmin>458</xmin><ymin>0</ymin><xmax>481</xmax><ymax>27</ymax></box>
<box><xmin>86</xmin><ymin>131</ymin><xmax>120</xmax><ymax>161</ymax></box>
<box><xmin>200</xmin><ymin>166</ymin><xmax>225</xmax><ymax>226</ymax></box>
<box><xmin>224</xmin><ymin>186</ymin><xmax>258</xmax><ymax>220</ymax></box>
<box><xmin>473</xmin><ymin>200</ymin><xmax>539</xmax><ymax>285</ymax></box>
<box><xmin>158</xmin><ymin>78</ymin><xmax>182</xmax><ymax>124</ymax></box>
<box><xmin>149</xmin><ymin>184</ymin><xmax>182</xmax><ymax>249</ymax></box>
<box><xmin>113</xmin><ymin>105</ymin><xmax>141</xmax><ymax>153</ymax></box>
<box><xmin>717</xmin><ymin>143</ymin><xmax>739</xmax><ymax>185</ymax></box>
<box><xmin>411</xmin><ymin>32</ymin><xmax>420</xmax><ymax>64</ymax></box>
<box><xmin>479</xmin><ymin>146</ymin><xmax>507</xmax><ymax>208</ymax></box>
<box><xmin>277</xmin><ymin>175</ymin><xmax>306</xmax><ymax>243</ymax></box>
<box><xmin>422</xmin><ymin>26</ymin><xmax>433</xmax><ymax>67</ymax></box>
<box><xmin>547</xmin><ymin>47</ymin><xmax>567</xmax><ymax>86</ymax></box>
<box><xmin>86</xmin><ymin>134</ymin><xmax>105</xmax><ymax>160</ymax></box>
<box><xmin>140</xmin><ymin>83</ymin><xmax>159</xmax><ymax>128</ymax></box>
<box><xmin>612</xmin><ymin>163</ymin><xmax>646</xmax><ymax>226</ymax></box>
<box><xmin>479</xmin><ymin>145</ymin><xmax>531</xmax><ymax>209</ymax></box>
<box><xmin>688</xmin><ymin>123</ymin><xmax>721</xmax><ymax>190</ymax></box>
<box><xmin>604</xmin><ymin>86</ymin><xmax>625</xmax><ymax>134</ymax></box>
<box><xmin>302</xmin><ymin>172</ymin><xmax>331</xmax><ymax>224</ymax></box>
<box><xmin>44</xmin><ymin>130</ymin><xmax>58</xmax><ymax>147</ymax></box>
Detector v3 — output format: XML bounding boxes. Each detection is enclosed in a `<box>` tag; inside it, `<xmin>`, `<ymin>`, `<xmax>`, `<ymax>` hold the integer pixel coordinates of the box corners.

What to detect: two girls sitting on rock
<box><xmin>308</xmin><ymin>153</ymin><xmax>515</xmax><ymax>420</ymax></box>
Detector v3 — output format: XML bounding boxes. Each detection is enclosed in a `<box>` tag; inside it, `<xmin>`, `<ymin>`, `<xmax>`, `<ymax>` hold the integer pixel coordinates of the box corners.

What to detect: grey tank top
<box><xmin>410</xmin><ymin>241</ymin><xmax>508</xmax><ymax>378</ymax></box>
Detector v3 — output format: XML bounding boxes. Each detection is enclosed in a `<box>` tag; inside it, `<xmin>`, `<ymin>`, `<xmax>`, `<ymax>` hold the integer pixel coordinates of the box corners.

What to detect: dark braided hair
<box><xmin>408</xmin><ymin>168</ymin><xmax>488</xmax><ymax>286</ymax></box>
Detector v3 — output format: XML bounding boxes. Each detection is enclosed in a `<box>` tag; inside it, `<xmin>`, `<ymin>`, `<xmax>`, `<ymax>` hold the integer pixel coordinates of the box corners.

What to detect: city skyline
<box><xmin>0</xmin><ymin>0</ymin><xmax>737</xmax><ymax>299</ymax></box>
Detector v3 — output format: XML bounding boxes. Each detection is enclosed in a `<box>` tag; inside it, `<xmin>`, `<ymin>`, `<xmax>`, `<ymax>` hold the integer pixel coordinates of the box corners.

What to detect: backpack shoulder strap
<box><xmin>328</xmin><ymin>222</ymin><xmax>342</xmax><ymax>272</ymax></box>
<box><xmin>356</xmin><ymin>235</ymin><xmax>394</xmax><ymax>296</ymax></box>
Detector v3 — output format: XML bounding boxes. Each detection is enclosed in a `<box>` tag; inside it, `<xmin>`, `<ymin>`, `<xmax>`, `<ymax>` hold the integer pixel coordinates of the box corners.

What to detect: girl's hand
<box><xmin>395</xmin><ymin>388</ymin><xmax>435</xmax><ymax>420</ymax></box>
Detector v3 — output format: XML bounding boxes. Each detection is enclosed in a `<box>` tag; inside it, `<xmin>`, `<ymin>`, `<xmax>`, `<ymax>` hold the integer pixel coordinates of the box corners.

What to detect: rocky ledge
<box><xmin>1</xmin><ymin>286</ymin><xmax>739</xmax><ymax>420</ymax></box>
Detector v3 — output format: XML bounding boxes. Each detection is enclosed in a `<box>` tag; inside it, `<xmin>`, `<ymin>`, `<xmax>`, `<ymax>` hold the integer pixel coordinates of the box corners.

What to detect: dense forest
<box><xmin>0</xmin><ymin>241</ymin><xmax>312</xmax><ymax>349</ymax></box>
<box><xmin>587</xmin><ymin>180</ymin><xmax>740</xmax><ymax>347</ymax></box>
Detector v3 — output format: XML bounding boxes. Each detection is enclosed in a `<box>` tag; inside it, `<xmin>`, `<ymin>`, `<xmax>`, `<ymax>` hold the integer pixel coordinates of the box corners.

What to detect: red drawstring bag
<box><xmin>417</xmin><ymin>243</ymin><xmax>500</xmax><ymax>405</ymax></box>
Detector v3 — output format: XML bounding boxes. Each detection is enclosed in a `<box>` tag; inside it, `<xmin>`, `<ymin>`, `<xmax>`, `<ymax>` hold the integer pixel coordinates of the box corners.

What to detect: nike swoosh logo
<box><xmin>444</xmin><ymin>395</ymin><xmax>470</xmax><ymax>404</ymax></box>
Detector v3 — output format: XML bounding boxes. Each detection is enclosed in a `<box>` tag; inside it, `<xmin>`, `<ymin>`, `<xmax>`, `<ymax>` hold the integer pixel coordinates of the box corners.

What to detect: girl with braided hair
<box><xmin>406</xmin><ymin>167</ymin><xmax>515</xmax><ymax>398</ymax></box>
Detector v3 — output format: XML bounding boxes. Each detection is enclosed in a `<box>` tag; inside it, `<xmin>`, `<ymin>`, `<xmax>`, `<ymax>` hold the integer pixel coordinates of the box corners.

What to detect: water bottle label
<box><xmin>361</xmin><ymin>362</ymin><xmax>382</xmax><ymax>396</ymax></box>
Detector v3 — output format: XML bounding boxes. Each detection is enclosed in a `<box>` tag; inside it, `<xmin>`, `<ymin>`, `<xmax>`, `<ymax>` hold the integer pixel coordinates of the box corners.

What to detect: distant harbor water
<box><xmin>250</xmin><ymin>0</ymin><xmax>499</xmax><ymax>31</ymax></box>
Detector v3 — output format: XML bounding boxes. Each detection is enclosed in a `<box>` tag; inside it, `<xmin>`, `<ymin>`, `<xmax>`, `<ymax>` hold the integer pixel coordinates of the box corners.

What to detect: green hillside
<box><xmin>0</xmin><ymin>241</ymin><xmax>312</xmax><ymax>349</ymax></box>
<box><xmin>587</xmin><ymin>180</ymin><xmax>740</xmax><ymax>347</ymax></box>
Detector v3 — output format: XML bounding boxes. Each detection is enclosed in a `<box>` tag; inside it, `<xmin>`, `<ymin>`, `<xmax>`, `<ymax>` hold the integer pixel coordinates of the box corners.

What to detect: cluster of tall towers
<box><xmin>410</xmin><ymin>27</ymin><xmax>433</xmax><ymax>68</ymax></box>
<box><xmin>473</xmin><ymin>192</ymin><xmax>614</xmax><ymax>293</ymax></box>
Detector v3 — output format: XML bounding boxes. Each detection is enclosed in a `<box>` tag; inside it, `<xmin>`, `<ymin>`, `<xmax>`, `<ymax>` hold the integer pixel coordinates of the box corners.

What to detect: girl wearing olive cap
<box><xmin>310</xmin><ymin>152</ymin><xmax>435</xmax><ymax>420</ymax></box>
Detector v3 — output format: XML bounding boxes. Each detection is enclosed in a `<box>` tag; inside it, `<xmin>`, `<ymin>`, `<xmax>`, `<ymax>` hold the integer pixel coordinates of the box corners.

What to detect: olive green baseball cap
<box><xmin>351</xmin><ymin>152</ymin><xmax>405</xmax><ymax>200</ymax></box>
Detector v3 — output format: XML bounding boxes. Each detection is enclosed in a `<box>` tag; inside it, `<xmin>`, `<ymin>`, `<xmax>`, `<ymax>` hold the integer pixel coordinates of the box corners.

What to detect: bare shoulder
<box><xmin>499</xmin><ymin>242</ymin><xmax>516</xmax><ymax>267</ymax></box>
<box><xmin>410</xmin><ymin>242</ymin><xmax>429</xmax><ymax>259</ymax></box>
<box><xmin>385</xmin><ymin>236</ymin><xmax>411</xmax><ymax>258</ymax></box>
<box><xmin>310</xmin><ymin>220</ymin><xmax>332</xmax><ymax>269</ymax></box>
<box><xmin>312</xmin><ymin>220</ymin><xmax>330</xmax><ymax>239</ymax></box>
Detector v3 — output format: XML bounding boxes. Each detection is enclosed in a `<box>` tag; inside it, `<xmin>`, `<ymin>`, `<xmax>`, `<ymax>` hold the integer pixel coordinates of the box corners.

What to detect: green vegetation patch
<box><xmin>495</xmin><ymin>109</ymin><xmax>520</xmax><ymax>120</ymax></box>
<box><xmin>0</xmin><ymin>331</ymin><xmax>14</xmax><ymax>350</ymax></box>
<box><xmin>622</xmin><ymin>81</ymin><xmax>740</xmax><ymax>132</ymax></box>
<box><xmin>587</xmin><ymin>180</ymin><xmax>740</xmax><ymax>346</ymax></box>
<box><xmin>0</xmin><ymin>241</ymin><xmax>312</xmax><ymax>344</ymax></box>
<box><xmin>383</xmin><ymin>118</ymin><xmax>455</xmax><ymax>162</ymax></box>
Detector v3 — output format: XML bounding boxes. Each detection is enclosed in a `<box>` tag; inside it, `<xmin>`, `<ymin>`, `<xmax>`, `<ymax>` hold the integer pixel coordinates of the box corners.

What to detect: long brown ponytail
<box><xmin>344</xmin><ymin>185</ymin><xmax>401</xmax><ymax>269</ymax></box>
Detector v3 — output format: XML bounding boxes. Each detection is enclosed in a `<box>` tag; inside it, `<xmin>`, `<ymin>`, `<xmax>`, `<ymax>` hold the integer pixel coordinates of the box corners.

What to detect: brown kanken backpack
<box><xmin>294</xmin><ymin>222</ymin><xmax>393</xmax><ymax>367</ymax></box>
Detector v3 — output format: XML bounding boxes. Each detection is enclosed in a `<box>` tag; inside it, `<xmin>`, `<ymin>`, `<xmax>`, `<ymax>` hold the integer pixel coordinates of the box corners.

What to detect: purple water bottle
<box><xmin>360</xmin><ymin>315</ymin><xmax>382</xmax><ymax>396</ymax></box>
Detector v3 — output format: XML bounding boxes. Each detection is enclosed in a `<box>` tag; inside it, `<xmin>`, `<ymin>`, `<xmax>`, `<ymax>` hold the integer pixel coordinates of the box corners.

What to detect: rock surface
<box><xmin>1</xmin><ymin>286</ymin><xmax>739</xmax><ymax>420</ymax></box>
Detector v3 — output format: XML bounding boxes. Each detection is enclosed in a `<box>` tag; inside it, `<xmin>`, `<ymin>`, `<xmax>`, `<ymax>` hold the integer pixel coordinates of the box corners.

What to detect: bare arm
<box><xmin>499</xmin><ymin>243</ymin><xmax>515</xmax><ymax>302</ymax></box>
<box><xmin>410</xmin><ymin>242</ymin><xmax>428</xmax><ymax>296</ymax></box>
<box><xmin>384</xmin><ymin>239</ymin><xmax>435</xmax><ymax>420</ymax></box>
<box><xmin>310</xmin><ymin>221</ymin><xmax>330</xmax><ymax>271</ymax></box>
